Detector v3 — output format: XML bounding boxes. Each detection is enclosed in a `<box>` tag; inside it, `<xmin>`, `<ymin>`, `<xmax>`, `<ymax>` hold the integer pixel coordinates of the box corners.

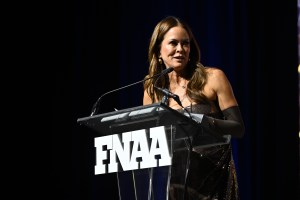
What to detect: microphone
<box><xmin>154</xmin><ymin>86</ymin><xmax>183</xmax><ymax>108</ymax></box>
<box><xmin>90</xmin><ymin>67</ymin><xmax>174</xmax><ymax>116</ymax></box>
<box><xmin>153</xmin><ymin>67</ymin><xmax>183</xmax><ymax>108</ymax></box>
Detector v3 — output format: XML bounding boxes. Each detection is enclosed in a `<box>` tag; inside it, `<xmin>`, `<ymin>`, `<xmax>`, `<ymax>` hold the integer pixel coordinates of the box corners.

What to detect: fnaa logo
<box><xmin>94</xmin><ymin>126</ymin><xmax>172</xmax><ymax>174</ymax></box>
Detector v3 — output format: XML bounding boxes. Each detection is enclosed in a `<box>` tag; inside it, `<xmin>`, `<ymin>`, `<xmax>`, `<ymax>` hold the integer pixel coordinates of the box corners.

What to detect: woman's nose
<box><xmin>176</xmin><ymin>43</ymin><xmax>183</xmax><ymax>51</ymax></box>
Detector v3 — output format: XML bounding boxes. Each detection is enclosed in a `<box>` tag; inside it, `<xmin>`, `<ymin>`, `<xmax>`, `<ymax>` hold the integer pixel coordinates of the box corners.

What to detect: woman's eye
<box><xmin>182</xmin><ymin>41</ymin><xmax>190</xmax><ymax>46</ymax></box>
<box><xmin>170</xmin><ymin>41</ymin><xmax>177</xmax><ymax>46</ymax></box>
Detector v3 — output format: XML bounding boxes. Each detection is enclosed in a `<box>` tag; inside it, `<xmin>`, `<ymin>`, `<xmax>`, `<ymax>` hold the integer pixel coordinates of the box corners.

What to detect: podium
<box><xmin>77</xmin><ymin>102</ymin><xmax>230</xmax><ymax>200</ymax></box>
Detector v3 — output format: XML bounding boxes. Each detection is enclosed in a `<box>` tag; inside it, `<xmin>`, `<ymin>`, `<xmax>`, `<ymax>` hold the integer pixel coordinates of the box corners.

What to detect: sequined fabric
<box><xmin>169</xmin><ymin>103</ymin><xmax>240</xmax><ymax>200</ymax></box>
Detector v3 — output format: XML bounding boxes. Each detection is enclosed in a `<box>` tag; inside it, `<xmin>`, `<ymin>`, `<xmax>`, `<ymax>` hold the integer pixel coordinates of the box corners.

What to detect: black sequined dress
<box><xmin>169</xmin><ymin>102</ymin><xmax>239</xmax><ymax>200</ymax></box>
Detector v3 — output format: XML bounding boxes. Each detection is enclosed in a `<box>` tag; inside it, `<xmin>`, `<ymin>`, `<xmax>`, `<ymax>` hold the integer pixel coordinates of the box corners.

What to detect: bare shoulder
<box><xmin>143</xmin><ymin>89</ymin><xmax>152</xmax><ymax>105</ymax></box>
<box><xmin>204</xmin><ymin>66</ymin><xmax>237</xmax><ymax>109</ymax></box>
<box><xmin>205</xmin><ymin>66</ymin><xmax>227</xmax><ymax>81</ymax></box>
<box><xmin>204</xmin><ymin>66</ymin><xmax>232</xmax><ymax>93</ymax></box>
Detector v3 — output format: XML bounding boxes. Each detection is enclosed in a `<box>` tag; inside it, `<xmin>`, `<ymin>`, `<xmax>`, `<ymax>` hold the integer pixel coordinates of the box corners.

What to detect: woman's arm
<box><xmin>202</xmin><ymin>106</ymin><xmax>245</xmax><ymax>138</ymax></box>
<box><xmin>202</xmin><ymin>68</ymin><xmax>245</xmax><ymax>138</ymax></box>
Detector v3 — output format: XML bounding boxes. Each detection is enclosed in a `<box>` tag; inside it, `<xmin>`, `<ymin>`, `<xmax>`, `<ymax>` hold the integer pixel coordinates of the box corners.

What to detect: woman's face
<box><xmin>159</xmin><ymin>26</ymin><xmax>190</xmax><ymax>71</ymax></box>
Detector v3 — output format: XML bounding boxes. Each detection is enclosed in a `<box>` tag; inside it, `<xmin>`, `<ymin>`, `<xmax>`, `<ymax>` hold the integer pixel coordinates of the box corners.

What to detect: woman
<box><xmin>143</xmin><ymin>16</ymin><xmax>245</xmax><ymax>200</ymax></box>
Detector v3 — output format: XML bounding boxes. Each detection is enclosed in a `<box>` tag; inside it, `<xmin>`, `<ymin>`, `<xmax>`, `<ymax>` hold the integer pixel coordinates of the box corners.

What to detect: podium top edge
<box><xmin>77</xmin><ymin>102</ymin><xmax>164</xmax><ymax>123</ymax></box>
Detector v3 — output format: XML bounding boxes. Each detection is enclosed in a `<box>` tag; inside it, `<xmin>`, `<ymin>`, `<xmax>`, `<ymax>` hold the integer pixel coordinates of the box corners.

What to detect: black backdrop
<box><xmin>53</xmin><ymin>0</ymin><xmax>299</xmax><ymax>199</ymax></box>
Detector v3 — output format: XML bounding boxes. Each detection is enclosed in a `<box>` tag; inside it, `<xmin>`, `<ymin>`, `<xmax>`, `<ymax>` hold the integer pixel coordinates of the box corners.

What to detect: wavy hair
<box><xmin>144</xmin><ymin>16</ymin><xmax>208</xmax><ymax>104</ymax></box>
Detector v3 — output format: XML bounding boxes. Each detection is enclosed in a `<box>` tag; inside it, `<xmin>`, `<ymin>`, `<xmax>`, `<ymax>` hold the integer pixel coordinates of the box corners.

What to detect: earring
<box><xmin>159</xmin><ymin>57</ymin><xmax>163</xmax><ymax>65</ymax></box>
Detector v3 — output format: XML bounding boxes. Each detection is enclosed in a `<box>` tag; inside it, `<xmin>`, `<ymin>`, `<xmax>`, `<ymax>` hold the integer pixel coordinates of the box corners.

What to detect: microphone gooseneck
<box><xmin>153</xmin><ymin>67</ymin><xmax>174</xmax><ymax>87</ymax></box>
<box><xmin>90</xmin><ymin>67</ymin><xmax>174</xmax><ymax>116</ymax></box>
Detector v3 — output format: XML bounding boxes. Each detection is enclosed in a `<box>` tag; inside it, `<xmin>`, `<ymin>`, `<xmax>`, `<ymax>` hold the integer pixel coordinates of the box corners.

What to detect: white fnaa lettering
<box><xmin>94</xmin><ymin>126</ymin><xmax>171</xmax><ymax>175</ymax></box>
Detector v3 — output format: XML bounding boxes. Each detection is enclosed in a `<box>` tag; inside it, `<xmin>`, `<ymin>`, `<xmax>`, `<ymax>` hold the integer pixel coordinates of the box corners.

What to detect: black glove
<box><xmin>201</xmin><ymin>106</ymin><xmax>245</xmax><ymax>138</ymax></box>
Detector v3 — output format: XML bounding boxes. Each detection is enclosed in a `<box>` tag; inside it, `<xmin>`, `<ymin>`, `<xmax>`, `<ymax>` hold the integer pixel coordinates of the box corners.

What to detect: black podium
<box><xmin>77</xmin><ymin>103</ymin><xmax>230</xmax><ymax>200</ymax></box>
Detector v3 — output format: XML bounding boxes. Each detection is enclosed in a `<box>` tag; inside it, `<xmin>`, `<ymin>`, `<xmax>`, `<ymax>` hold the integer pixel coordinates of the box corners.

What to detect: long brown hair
<box><xmin>144</xmin><ymin>16</ymin><xmax>208</xmax><ymax>104</ymax></box>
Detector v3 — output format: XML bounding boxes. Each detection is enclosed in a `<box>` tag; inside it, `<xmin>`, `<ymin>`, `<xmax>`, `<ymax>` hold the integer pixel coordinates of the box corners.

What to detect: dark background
<box><xmin>53</xmin><ymin>0</ymin><xmax>299</xmax><ymax>199</ymax></box>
